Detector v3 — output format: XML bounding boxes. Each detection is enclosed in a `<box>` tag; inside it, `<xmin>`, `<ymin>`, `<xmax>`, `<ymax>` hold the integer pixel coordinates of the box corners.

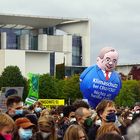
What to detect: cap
<box><xmin>15</xmin><ymin>117</ymin><xmax>35</xmax><ymax>129</ymax></box>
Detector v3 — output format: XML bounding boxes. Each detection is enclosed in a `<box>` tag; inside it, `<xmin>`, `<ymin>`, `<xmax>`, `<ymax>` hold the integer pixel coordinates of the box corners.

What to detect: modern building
<box><xmin>0</xmin><ymin>13</ymin><xmax>91</xmax><ymax>77</ymax></box>
<box><xmin>116</xmin><ymin>64</ymin><xmax>140</xmax><ymax>80</ymax></box>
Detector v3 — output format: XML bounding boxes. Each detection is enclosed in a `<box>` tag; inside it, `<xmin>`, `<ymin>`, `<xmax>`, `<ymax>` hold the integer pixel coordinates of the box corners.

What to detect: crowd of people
<box><xmin>0</xmin><ymin>95</ymin><xmax>140</xmax><ymax>140</ymax></box>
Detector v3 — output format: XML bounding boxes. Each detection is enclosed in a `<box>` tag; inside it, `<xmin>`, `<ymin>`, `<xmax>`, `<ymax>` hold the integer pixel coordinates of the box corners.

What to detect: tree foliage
<box><xmin>63</xmin><ymin>74</ymin><xmax>82</xmax><ymax>103</ymax></box>
<box><xmin>39</xmin><ymin>74</ymin><xmax>82</xmax><ymax>104</ymax></box>
<box><xmin>0</xmin><ymin>66</ymin><xmax>28</xmax><ymax>100</ymax></box>
<box><xmin>39</xmin><ymin>74</ymin><xmax>58</xmax><ymax>99</ymax></box>
<box><xmin>2</xmin><ymin>66</ymin><xmax>140</xmax><ymax>107</ymax></box>
<box><xmin>115</xmin><ymin>80</ymin><xmax>140</xmax><ymax>107</ymax></box>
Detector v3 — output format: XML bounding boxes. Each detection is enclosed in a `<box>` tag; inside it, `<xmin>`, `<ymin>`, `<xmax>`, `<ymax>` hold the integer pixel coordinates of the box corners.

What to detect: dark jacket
<box><xmin>31</xmin><ymin>132</ymin><xmax>49</xmax><ymax>140</ymax></box>
<box><xmin>87</xmin><ymin>124</ymin><xmax>100</xmax><ymax>140</ymax></box>
<box><xmin>0</xmin><ymin>134</ymin><xmax>5</xmax><ymax>140</ymax></box>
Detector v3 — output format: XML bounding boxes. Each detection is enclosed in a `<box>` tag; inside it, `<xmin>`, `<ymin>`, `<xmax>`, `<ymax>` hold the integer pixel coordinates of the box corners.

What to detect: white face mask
<box><xmin>41</xmin><ymin>131</ymin><xmax>51</xmax><ymax>139</ymax></box>
<box><xmin>70</xmin><ymin>118</ymin><xmax>76</xmax><ymax>122</ymax></box>
<box><xmin>136</xmin><ymin>110</ymin><xmax>140</xmax><ymax>114</ymax></box>
<box><xmin>127</xmin><ymin>117</ymin><xmax>133</xmax><ymax>120</ymax></box>
<box><xmin>60</xmin><ymin>113</ymin><xmax>64</xmax><ymax>117</ymax></box>
<box><xmin>95</xmin><ymin>119</ymin><xmax>101</xmax><ymax>126</ymax></box>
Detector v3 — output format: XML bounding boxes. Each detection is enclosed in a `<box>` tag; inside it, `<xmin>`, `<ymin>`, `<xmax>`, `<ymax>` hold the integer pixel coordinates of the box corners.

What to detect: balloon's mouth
<box><xmin>106</xmin><ymin>65</ymin><xmax>113</xmax><ymax>71</ymax></box>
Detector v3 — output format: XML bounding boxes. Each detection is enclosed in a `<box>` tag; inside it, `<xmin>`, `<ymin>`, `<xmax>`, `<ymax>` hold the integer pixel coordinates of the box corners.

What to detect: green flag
<box><xmin>25</xmin><ymin>73</ymin><xmax>39</xmax><ymax>105</ymax></box>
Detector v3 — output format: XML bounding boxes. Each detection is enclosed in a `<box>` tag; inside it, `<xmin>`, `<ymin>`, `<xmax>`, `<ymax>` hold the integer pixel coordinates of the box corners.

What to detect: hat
<box><xmin>15</xmin><ymin>117</ymin><xmax>35</xmax><ymax>129</ymax></box>
<box><xmin>25</xmin><ymin>114</ymin><xmax>38</xmax><ymax>125</ymax></box>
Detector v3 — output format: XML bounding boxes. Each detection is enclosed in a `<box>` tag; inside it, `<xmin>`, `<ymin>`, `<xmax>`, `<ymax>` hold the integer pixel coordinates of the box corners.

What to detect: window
<box><xmin>72</xmin><ymin>36</ymin><xmax>82</xmax><ymax>66</ymax></box>
<box><xmin>50</xmin><ymin>53</ymin><xmax>55</xmax><ymax>76</ymax></box>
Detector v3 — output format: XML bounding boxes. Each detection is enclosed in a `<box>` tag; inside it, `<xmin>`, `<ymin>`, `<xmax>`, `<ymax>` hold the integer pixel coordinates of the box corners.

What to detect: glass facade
<box><xmin>65</xmin><ymin>66</ymin><xmax>87</xmax><ymax>77</ymax></box>
<box><xmin>43</xmin><ymin>27</ymin><xmax>55</xmax><ymax>35</ymax></box>
<box><xmin>29</xmin><ymin>35</ymin><xmax>38</xmax><ymax>50</ymax></box>
<box><xmin>50</xmin><ymin>52</ymin><xmax>55</xmax><ymax>76</ymax></box>
<box><xmin>0</xmin><ymin>28</ymin><xmax>21</xmax><ymax>49</ymax></box>
<box><xmin>0</xmin><ymin>27</ymin><xmax>55</xmax><ymax>50</ymax></box>
<box><xmin>72</xmin><ymin>35</ymin><xmax>82</xmax><ymax>66</ymax></box>
<box><xmin>0</xmin><ymin>28</ymin><xmax>40</xmax><ymax>50</ymax></box>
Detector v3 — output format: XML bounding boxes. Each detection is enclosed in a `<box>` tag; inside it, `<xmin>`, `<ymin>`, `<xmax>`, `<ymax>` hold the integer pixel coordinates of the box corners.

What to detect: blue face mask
<box><xmin>15</xmin><ymin>109</ymin><xmax>23</xmax><ymax>115</ymax></box>
<box><xmin>19</xmin><ymin>128</ymin><xmax>32</xmax><ymax>140</ymax></box>
<box><xmin>35</xmin><ymin>107</ymin><xmax>42</xmax><ymax>113</ymax></box>
<box><xmin>106</xmin><ymin>112</ymin><xmax>116</xmax><ymax>122</ymax></box>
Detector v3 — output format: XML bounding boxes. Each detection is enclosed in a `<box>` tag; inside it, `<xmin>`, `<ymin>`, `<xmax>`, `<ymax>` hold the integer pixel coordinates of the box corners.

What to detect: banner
<box><xmin>38</xmin><ymin>99</ymin><xmax>65</xmax><ymax>109</ymax></box>
<box><xmin>25</xmin><ymin>73</ymin><xmax>39</xmax><ymax>105</ymax></box>
<box><xmin>0</xmin><ymin>87</ymin><xmax>24</xmax><ymax>112</ymax></box>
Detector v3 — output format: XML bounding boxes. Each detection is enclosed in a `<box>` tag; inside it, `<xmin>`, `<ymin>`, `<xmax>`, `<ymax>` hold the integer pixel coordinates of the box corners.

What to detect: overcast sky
<box><xmin>0</xmin><ymin>0</ymin><xmax>140</xmax><ymax>65</ymax></box>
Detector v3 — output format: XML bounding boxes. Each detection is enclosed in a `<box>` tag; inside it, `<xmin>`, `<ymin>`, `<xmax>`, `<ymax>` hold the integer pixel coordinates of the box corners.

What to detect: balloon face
<box><xmin>97</xmin><ymin>51</ymin><xmax>118</xmax><ymax>72</ymax></box>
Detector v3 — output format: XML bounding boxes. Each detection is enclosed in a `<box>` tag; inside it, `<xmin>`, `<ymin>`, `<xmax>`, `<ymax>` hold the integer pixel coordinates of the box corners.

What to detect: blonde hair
<box><xmin>63</xmin><ymin>124</ymin><xmax>88</xmax><ymax>140</ymax></box>
<box><xmin>40</xmin><ymin>109</ymin><xmax>49</xmax><ymax>117</ymax></box>
<box><xmin>38</xmin><ymin>115</ymin><xmax>57</xmax><ymax>140</ymax></box>
<box><xmin>0</xmin><ymin>113</ymin><xmax>15</xmax><ymax>130</ymax></box>
<box><xmin>96</xmin><ymin>123</ymin><xmax>121</xmax><ymax>138</ymax></box>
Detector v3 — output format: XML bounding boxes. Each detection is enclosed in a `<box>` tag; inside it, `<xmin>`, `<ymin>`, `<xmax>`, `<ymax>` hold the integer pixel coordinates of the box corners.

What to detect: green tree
<box><xmin>63</xmin><ymin>74</ymin><xmax>82</xmax><ymax>104</ymax></box>
<box><xmin>39</xmin><ymin>74</ymin><xmax>58</xmax><ymax>99</ymax></box>
<box><xmin>0</xmin><ymin>66</ymin><xmax>28</xmax><ymax>101</ymax></box>
<box><xmin>54</xmin><ymin>79</ymin><xmax>65</xmax><ymax>99</ymax></box>
<box><xmin>134</xmin><ymin>81</ymin><xmax>140</xmax><ymax>102</ymax></box>
<box><xmin>115</xmin><ymin>80</ymin><xmax>140</xmax><ymax>107</ymax></box>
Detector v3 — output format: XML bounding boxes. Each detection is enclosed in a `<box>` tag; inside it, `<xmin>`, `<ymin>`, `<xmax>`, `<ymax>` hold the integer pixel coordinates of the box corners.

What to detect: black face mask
<box><xmin>106</xmin><ymin>112</ymin><xmax>116</xmax><ymax>122</ymax></box>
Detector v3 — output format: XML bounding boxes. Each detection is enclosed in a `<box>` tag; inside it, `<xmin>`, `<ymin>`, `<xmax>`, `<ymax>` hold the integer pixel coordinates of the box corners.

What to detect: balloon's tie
<box><xmin>105</xmin><ymin>71</ymin><xmax>109</xmax><ymax>80</ymax></box>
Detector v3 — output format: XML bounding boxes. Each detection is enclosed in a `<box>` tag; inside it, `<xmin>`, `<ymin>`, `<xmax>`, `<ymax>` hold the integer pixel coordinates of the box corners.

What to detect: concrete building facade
<box><xmin>0</xmin><ymin>14</ymin><xmax>91</xmax><ymax>77</ymax></box>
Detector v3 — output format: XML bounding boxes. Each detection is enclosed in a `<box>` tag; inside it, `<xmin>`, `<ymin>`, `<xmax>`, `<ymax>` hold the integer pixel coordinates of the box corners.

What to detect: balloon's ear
<box><xmin>97</xmin><ymin>57</ymin><xmax>103</xmax><ymax>69</ymax></box>
<box><xmin>97</xmin><ymin>57</ymin><xmax>102</xmax><ymax>64</ymax></box>
<box><xmin>96</xmin><ymin>57</ymin><xmax>100</xmax><ymax>62</ymax></box>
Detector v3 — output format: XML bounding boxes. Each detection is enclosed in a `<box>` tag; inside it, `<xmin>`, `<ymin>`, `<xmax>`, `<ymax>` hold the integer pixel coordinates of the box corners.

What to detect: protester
<box><xmin>0</xmin><ymin>113</ymin><xmax>15</xmax><ymax>140</ymax></box>
<box><xmin>126</xmin><ymin>117</ymin><xmax>140</xmax><ymax>140</ymax></box>
<box><xmin>32</xmin><ymin>115</ymin><xmax>57</xmax><ymax>140</ymax></box>
<box><xmin>6</xmin><ymin>95</ymin><xmax>25</xmax><ymax>120</ymax></box>
<box><xmin>14</xmin><ymin>117</ymin><xmax>35</xmax><ymax>140</ymax></box>
<box><xmin>25</xmin><ymin>113</ymin><xmax>38</xmax><ymax>133</ymax></box>
<box><xmin>72</xmin><ymin>99</ymin><xmax>89</xmax><ymax>110</ymax></box>
<box><xmin>40</xmin><ymin>109</ymin><xmax>50</xmax><ymax>117</ymax></box>
<box><xmin>33</xmin><ymin>101</ymin><xmax>43</xmax><ymax>118</ymax></box>
<box><xmin>2</xmin><ymin>93</ymin><xmax>140</xmax><ymax>140</ymax></box>
<box><xmin>75</xmin><ymin>107</ymin><xmax>92</xmax><ymax>133</ymax></box>
<box><xmin>63</xmin><ymin>124</ymin><xmax>88</xmax><ymax>140</ymax></box>
<box><xmin>88</xmin><ymin>100</ymin><xmax>119</xmax><ymax>140</ymax></box>
<box><xmin>96</xmin><ymin>133</ymin><xmax>123</xmax><ymax>140</ymax></box>
<box><xmin>96</xmin><ymin>123</ymin><xmax>121</xmax><ymax>139</ymax></box>
<box><xmin>57</xmin><ymin>105</ymin><xmax>76</xmax><ymax>139</ymax></box>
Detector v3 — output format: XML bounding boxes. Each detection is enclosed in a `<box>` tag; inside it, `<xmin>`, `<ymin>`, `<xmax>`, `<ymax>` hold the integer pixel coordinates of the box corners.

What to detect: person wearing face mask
<box><xmin>33</xmin><ymin>101</ymin><xmax>43</xmax><ymax>118</ymax></box>
<box><xmin>57</xmin><ymin>105</ymin><xmax>76</xmax><ymax>140</ymax></box>
<box><xmin>75</xmin><ymin>107</ymin><xmax>93</xmax><ymax>134</ymax></box>
<box><xmin>14</xmin><ymin>117</ymin><xmax>35</xmax><ymax>140</ymax></box>
<box><xmin>32</xmin><ymin>115</ymin><xmax>57</xmax><ymax>140</ymax></box>
<box><xmin>6</xmin><ymin>96</ymin><xmax>26</xmax><ymax>120</ymax></box>
<box><xmin>0</xmin><ymin>113</ymin><xmax>15</xmax><ymax>140</ymax></box>
<box><xmin>88</xmin><ymin>100</ymin><xmax>122</xmax><ymax>140</ymax></box>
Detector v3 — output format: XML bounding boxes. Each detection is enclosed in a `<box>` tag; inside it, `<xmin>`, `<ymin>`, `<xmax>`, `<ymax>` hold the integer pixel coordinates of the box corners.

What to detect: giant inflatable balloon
<box><xmin>80</xmin><ymin>47</ymin><xmax>122</xmax><ymax>108</ymax></box>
